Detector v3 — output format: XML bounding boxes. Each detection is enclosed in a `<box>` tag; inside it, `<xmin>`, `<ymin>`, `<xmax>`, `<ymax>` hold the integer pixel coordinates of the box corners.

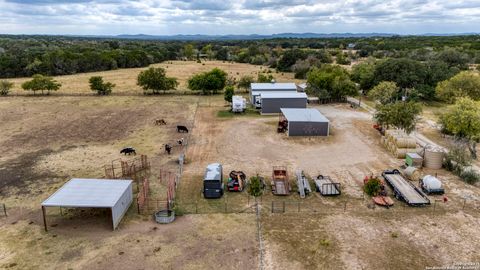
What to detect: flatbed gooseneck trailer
<box><xmin>382</xmin><ymin>169</ymin><xmax>430</xmax><ymax>206</ymax></box>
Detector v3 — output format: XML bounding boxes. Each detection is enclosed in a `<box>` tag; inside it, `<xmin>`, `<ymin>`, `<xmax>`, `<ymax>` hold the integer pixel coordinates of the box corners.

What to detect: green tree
<box><xmin>257</xmin><ymin>73</ymin><xmax>275</xmax><ymax>83</ymax></box>
<box><xmin>351</xmin><ymin>58</ymin><xmax>376</xmax><ymax>91</ymax></box>
<box><xmin>277</xmin><ymin>49</ymin><xmax>307</xmax><ymax>72</ymax></box>
<box><xmin>187</xmin><ymin>68</ymin><xmax>227</xmax><ymax>95</ymax></box>
<box><xmin>238</xmin><ymin>75</ymin><xmax>254</xmax><ymax>91</ymax></box>
<box><xmin>137</xmin><ymin>67</ymin><xmax>178</xmax><ymax>95</ymax></box>
<box><xmin>368</xmin><ymin>81</ymin><xmax>399</xmax><ymax>104</ymax></box>
<box><xmin>435</xmin><ymin>48</ymin><xmax>469</xmax><ymax>69</ymax></box>
<box><xmin>436</xmin><ymin>71</ymin><xmax>480</xmax><ymax>103</ymax></box>
<box><xmin>89</xmin><ymin>76</ymin><xmax>115</xmax><ymax>95</ymax></box>
<box><xmin>183</xmin><ymin>44</ymin><xmax>194</xmax><ymax>60</ymax></box>
<box><xmin>440</xmin><ymin>97</ymin><xmax>480</xmax><ymax>159</ymax></box>
<box><xmin>336</xmin><ymin>51</ymin><xmax>351</xmax><ymax>65</ymax></box>
<box><xmin>0</xmin><ymin>80</ymin><xmax>13</xmax><ymax>96</ymax></box>
<box><xmin>373</xmin><ymin>58</ymin><xmax>427</xmax><ymax>89</ymax></box>
<box><xmin>248</xmin><ymin>176</ymin><xmax>263</xmax><ymax>197</ymax></box>
<box><xmin>374</xmin><ymin>101</ymin><xmax>422</xmax><ymax>134</ymax></box>
<box><xmin>224</xmin><ymin>85</ymin><xmax>234</xmax><ymax>103</ymax></box>
<box><xmin>306</xmin><ymin>65</ymin><xmax>357</xmax><ymax>99</ymax></box>
<box><xmin>21</xmin><ymin>74</ymin><xmax>61</xmax><ymax>95</ymax></box>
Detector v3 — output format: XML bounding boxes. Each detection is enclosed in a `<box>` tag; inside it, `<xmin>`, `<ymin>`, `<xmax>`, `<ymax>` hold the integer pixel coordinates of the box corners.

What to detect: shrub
<box><xmin>224</xmin><ymin>86</ymin><xmax>234</xmax><ymax>103</ymax></box>
<box><xmin>363</xmin><ymin>177</ymin><xmax>382</xmax><ymax>196</ymax></box>
<box><xmin>0</xmin><ymin>80</ymin><xmax>13</xmax><ymax>96</ymax></box>
<box><xmin>460</xmin><ymin>170</ymin><xmax>480</xmax><ymax>185</ymax></box>
<box><xmin>89</xmin><ymin>76</ymin><xmax>115</xmax><ymax>95</ymax></box>
<box><xmin>248</xmin><ymin>176</ymin><xmax>263</xmax><ymax>197</ymax></box>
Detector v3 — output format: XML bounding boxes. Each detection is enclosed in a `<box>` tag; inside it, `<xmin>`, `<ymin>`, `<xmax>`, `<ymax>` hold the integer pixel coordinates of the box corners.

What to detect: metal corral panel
<box><xmin>261</xmin><ymin>97</ymin><xmax>307</xmax><ymax>114</ymax></box>
<box><xmin>288</xmin><ymin>121</ymin><xmax>329</xmax><ymax>136</ymax></box>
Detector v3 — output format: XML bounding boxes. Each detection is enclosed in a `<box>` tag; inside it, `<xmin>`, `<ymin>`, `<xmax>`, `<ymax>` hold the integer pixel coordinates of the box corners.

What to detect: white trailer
<box><xmin>232</xmin><ymin>96</ymin><xmax>247</xmax><ymax>113</ymax></box>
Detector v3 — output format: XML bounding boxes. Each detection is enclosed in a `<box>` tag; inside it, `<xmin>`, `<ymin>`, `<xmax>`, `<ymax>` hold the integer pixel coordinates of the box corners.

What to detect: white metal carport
<box><xmin>41</xmin><ymin>178</ymin><xmax>133</xmax><ymax>231</ymax></box>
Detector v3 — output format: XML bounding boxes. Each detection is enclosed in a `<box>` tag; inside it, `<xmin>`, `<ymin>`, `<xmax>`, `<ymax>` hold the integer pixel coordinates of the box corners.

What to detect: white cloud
<box><xmin>0</xmin><ymin>0</ymin><xmax>479</xmax><ymax>35</ymax></box>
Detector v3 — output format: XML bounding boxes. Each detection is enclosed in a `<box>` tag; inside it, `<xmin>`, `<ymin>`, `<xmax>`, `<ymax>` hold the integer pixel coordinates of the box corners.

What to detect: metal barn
<box><xmin>280</xmin><ymin>108</ymin><xmax>330</xmax><ymax>136</ymax></box>
<box><xmin>41</xmin><ymin>178</ymin><xmax>133</xmax><ymax>231</ymax></box>
<box><xmin>250</xmin><ymin>82</ymin><xmax>297</xmax><ymax>105</ymax></box>
<box><xmin>260</xmin><ymin>92</ymin><xmax>307</xmax><ymax>114</ymax></box>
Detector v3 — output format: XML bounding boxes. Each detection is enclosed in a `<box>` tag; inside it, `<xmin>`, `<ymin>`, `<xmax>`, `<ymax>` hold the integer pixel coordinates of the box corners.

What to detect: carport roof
<box><xmin>281</xmin><ymin>108</ymin><xmax>329</xmax><ymax>123</ymax></box>
<box><xmin>42</xmin><ymin>178</ymin><xmax>133</xmax><ymax>208</ymax></box>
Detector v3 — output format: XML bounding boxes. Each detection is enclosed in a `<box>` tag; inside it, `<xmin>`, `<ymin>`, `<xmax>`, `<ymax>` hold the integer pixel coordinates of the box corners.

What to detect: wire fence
<box><xmin>174</xmin><ymin>194</ymin><xmax>480</xmax><ymax>216</ymax></box>
<box><xmin>0</xmin><ymin>203</ymin><xmax>6</xmax><ymax>217</ymax></box>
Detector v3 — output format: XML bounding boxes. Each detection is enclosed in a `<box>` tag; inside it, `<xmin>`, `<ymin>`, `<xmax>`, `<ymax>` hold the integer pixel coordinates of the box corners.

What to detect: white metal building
<box><xmin>280</xmin><ymin>108</ymin><xmax>330</xmax><ymax>136</ymax></box>
<box><xmin>41</xmin><ymin>178</ymin><xmax>133</xmax><ymax>231</ymax></box>
<box><xmin>260</xmin><ymin>92</ymin><xmax>308</xmax><ymax>114</ymax></box>
<box><xmin>250</xmin><ymin>82</ymin><xmax>298</xmax><ymax>105</ymax></box>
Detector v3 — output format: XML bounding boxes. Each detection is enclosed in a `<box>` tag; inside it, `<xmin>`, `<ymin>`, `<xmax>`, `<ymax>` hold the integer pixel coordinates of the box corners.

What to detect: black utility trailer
<box><xmin>314</xmin><ymin>175</ymin><xmax>341</xmax><ymax>196</ymax></box>
<box><xmin>382</xmin><ymin>169</ymin><xmax>430</xmax><ymax>206</ymax></box>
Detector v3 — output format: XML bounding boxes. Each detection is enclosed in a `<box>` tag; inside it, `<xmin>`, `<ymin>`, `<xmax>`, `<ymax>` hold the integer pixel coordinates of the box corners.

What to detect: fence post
<box><xmin>271</xmin><ymin>201</ymin><xmax>274</xmax><ymax>213</ymax></box>
<box><xmin>343</xmin><ymin>201</ymin><xmax>347</xmax><ymax>212</ymax></box>
<box><xmin>2</xmin><ymin>204</ymin><xmax>6</xmax><ymax>216</ymax></box>
<box><xmin>195</xmin><ymin>203</ymin><xmax>198</xmax><ymax>214</ymax></box>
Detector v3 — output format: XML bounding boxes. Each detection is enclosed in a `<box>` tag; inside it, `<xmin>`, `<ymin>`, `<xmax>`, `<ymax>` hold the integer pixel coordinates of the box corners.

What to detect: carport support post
<box><xmin>42</xmin><ymin>206</ymin><xmax>48</xmax><ymax>232</ymax></box>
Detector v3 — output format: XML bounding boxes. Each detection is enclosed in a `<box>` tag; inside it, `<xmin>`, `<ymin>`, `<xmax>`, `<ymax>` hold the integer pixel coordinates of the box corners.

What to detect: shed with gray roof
<box><xmin>250</xmin><ymin>82</ymin><xmax>298</xmax><ymax>105</ymax></box>
<box><xmin>41</xmin><ymin>178</ymin><xmax>133</xmax><ymax>231</ymax></box>
<box><xmin>260</xmin><ymin>92</ymin><xmax>307</xmax><ymax>114</ymax></box>
<box><xmin>280</xmin><ymin>108</ymin><xmax>330</xmax><ymax>136</ymax></box>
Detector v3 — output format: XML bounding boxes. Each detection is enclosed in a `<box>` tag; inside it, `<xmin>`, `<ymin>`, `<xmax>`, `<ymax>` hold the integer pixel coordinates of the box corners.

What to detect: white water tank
<box><xmin>424</xmin><ymin>146</ymin><xmax>444</xmax><ymax>169</ymax></box>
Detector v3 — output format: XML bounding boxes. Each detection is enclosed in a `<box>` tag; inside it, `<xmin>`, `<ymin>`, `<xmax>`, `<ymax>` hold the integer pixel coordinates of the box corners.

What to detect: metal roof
<box><xmin>260</xmin><ymin>92</ymin><xmax>307</xmax><ymax>99</ymax></box>
<box><xmin>42</xmin><ymin>178</ymin><xmax>133</xmax><ymax>208</ymax></box>
<box><xmin>204</xmin><ymin>163</ymin><xmax>222</xmax><ymax>181</ymax></box>
<box><xmin>281</xmin><ymin>108</ymin><xmax>329</xmax><ymax>122</ymax></box>
<box><xmin>251</xmin><ymin>83</ymin><xmax>297</xmax><ymax>91</ymax></box>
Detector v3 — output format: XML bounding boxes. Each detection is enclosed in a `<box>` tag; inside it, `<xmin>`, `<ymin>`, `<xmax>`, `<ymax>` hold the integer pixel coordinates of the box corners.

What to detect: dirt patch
<box><xmin>0</xmin><ymin>148</ymin><xmax>59</xmax><ymax>195</ymax></box>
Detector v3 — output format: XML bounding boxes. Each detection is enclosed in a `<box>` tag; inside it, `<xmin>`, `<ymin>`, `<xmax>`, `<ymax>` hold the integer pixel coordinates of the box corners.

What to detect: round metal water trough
<box><xmin>154</xmin><ymin>210</ymin><xmax>175</xmax><ymax>224</ymax></box>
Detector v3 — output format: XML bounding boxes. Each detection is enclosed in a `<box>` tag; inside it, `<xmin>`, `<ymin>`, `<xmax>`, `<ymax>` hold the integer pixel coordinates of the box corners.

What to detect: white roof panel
<box><xmin>251</xmin><ymin>83</ymin><xmax>297</xmax><ymax>91</ymax></box>
<box><xmin>281</xmin><ymin>108</ymin><xmax>329</xmax><ymax>122</ymax></box>
<box><xmin>261</xmin><ymin>92</ymin><xmax>307</xmax><ymax>99</ymax></box>
<box><xmin>42</xmin><ymin>178</ymin><xmax>133</xmax><ymax>208</ymax></box>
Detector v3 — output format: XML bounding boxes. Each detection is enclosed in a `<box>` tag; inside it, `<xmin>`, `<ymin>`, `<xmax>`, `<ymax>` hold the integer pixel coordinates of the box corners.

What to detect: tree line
<box><xmin>1</xmin><ymin>35</ymin><xmax>480</xmax><ymax>79</ymax></box>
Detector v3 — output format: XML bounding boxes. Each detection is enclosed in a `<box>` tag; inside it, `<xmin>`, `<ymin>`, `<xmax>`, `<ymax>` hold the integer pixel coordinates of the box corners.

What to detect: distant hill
<box><xmin>114</xmin><ymin>32</ymin><xmax>479</xmax><ymax>41</ymax></box>
<box><xmin>114</xmin><ymin>33</ymin><xmax>398</xmax><ymax>40</ymax></box>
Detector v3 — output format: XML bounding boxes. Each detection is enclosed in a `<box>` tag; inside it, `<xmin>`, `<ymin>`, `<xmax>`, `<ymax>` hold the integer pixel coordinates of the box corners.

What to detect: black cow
<box><xmin>120</xmin><ymin>147</ymin><xmax>136</xmax><ymax>155</ymax></box>
<box><xmin>165</xmin><ymin>144</ymin><xmax>172</xmax><ymax>155</ymax></box>
<box><xmin>177</xmin><ymin>125</ymin><xmax>189</xmax><ymax>133</ymax></box>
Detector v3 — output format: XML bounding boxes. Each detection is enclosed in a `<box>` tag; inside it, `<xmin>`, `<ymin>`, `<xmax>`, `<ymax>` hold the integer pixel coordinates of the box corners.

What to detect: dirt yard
<box><xmin>1</xmin><ymin>92</ymin><xmax>480</xmax><ymax>269</ymax></box>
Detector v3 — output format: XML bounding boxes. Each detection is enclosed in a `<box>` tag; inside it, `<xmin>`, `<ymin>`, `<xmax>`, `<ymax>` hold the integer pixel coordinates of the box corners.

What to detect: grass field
<box><xmin>6</xmin><ymin>60</ymin><xmax>300</xmax><ymax>95</ymax></box>
<box><xmin>1</xmin><ymin>64</ymin><xmax>480</xmax><ymax>269</ymax></box>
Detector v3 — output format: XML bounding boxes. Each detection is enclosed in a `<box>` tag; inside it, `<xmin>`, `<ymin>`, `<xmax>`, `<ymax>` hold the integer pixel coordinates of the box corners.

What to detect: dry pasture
<box><xmin>0</xmin><ymin>83</ymin><xmax>480</xmax><ymax>269</ymax></box>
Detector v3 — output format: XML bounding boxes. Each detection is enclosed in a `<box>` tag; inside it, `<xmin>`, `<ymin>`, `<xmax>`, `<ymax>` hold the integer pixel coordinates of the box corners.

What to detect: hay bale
<box><xmin>394</xmin><ymin>137</ymin><xmax>416</xmax><ymax>148</ymax></box>
<box><xmin>395</xmin><ymin>148</ymin><xmax>417</xmax><ymax>159</ymax></box>
<box><xmin>404</xmin><ymin>166</ymin><xmax>422</xmax><ymax>180</ymax></box>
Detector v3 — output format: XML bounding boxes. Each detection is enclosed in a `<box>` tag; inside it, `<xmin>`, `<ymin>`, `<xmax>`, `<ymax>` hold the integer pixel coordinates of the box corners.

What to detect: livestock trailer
<box><xmin>279</xmin><ymin>108</ymin><xmax>330</xmax><ymax>136</ymax></box>
<box><xmin>382</xmin><ymin>169</ymin><xmax>430</xmax><ymax>206</ymax></box>
<box><xmin>260</xmin><ymin>92</ymin><xmax>307</xmax><ymax>114</ymax></box>
<box><xmin>203</xmin><ymin>163</ymin><xmax>224</xmax><ymax>199</ymax></box>
<box><xmin>250</xmin><ymin>82</ymin><xmax>298</xmax><ymax>105</ymax></box>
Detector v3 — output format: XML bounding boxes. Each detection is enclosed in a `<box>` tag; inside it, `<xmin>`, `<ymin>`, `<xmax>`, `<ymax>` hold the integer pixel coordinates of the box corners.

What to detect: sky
<box><xmin>1</xmin><ymin>0</ymin><xmax>480</xmax><ymax>35</ymax></box>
